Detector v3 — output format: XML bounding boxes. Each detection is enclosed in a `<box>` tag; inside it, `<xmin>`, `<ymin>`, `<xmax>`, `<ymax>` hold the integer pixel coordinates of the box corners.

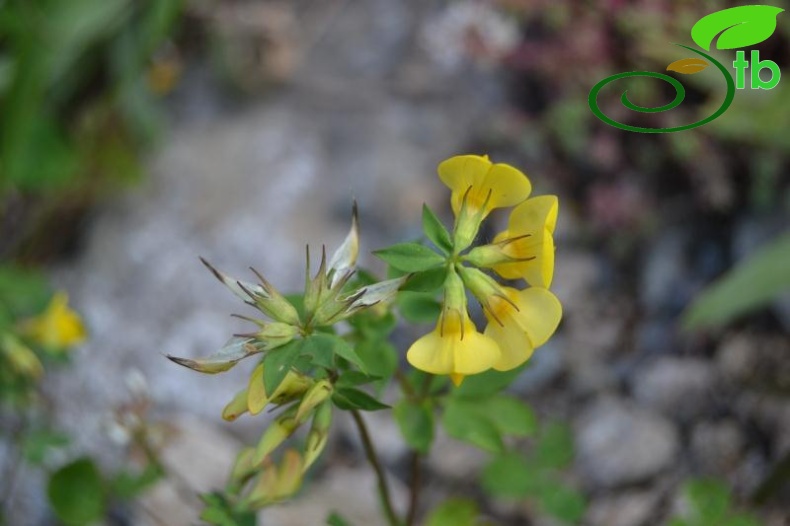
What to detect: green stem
<box><xmin>350</xmin><ymin>409</ymin><xmax>400</xmax><ymax>526</ymax></box>
<box><xmin>405</xmin><ymin>374</ymin><xmax>433</xmax><ymax>526</ymax></box>
<box><xmin>405</xmin><ymin>451</ymin><xmax>421</xmax><ymax>526</ymax></box>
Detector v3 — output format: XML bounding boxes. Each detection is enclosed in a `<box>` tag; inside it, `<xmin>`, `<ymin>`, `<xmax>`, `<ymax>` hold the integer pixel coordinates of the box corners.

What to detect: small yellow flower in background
<box><xmin>406</xmin><ymin>269</ymin><xmax>500</xmax><ymax>386</ymax></box>
<box><xmin>20</xmin><ymin>292</ymin><xmax>87</xmax><ymax>351</ymax></box>
<box><xmin>482</xmin><ymin>287</ymin><xmax>562</xmax><ymax>371</ymax></box>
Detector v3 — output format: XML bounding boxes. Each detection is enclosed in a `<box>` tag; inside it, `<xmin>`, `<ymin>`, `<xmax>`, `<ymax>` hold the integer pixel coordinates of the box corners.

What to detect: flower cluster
<box><xmin>405</xmin><ymin>154</ymin><xmax>562</xmax><ymax>386</ymax></box>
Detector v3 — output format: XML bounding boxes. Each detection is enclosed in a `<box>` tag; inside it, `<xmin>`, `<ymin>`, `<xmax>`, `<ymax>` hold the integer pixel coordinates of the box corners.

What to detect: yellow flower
<box><xmin>491</xmin><ymin>195</ymin><xmax>558</xmax><ymax>287</ymax></box>
<box><xmin>438</xmin><ymin>154</ymin><xmax>532</xmax><ymax>218</ymax></box>
<box><xmin>406</xmin><ymin>269</ymin><xmax>500</xmax><ymax>386</ymax></box>
<box><xmin>483</xmin><ymin>286</ymin><xmax>562</xmax><ymax>371</ymax></box>
<box><xmin>438</xmin><ymin>155</ymin><xmax>532</xmax><ymax>251</ymax></box>
<box><xmin>20</xmin><ymin>292</ymin><xmax>87</xmax><ymax>351</ymax></box>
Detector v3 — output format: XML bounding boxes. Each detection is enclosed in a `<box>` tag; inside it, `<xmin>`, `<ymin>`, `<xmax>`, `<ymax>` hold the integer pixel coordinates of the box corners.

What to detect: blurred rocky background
<box><xmin>1</xmin><ymin>0</ymin><xmax>788</xmax><ymax>525</ymax></box>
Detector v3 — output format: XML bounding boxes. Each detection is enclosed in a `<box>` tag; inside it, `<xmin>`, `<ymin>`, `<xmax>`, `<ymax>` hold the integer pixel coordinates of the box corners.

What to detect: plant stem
<box><xmin>405</xmin><ymin>373</ymin><xmax>433</xmax><ymax>526</ymax></box>
<box><xmin>350</xmin><ymin>409</ymin><xmax>400</xmax><ymax>526</ymax></box>
<box><xmin>405</xmin><ymin>451</ymin><xmax>421</xmax><ymax>526</ymax></box>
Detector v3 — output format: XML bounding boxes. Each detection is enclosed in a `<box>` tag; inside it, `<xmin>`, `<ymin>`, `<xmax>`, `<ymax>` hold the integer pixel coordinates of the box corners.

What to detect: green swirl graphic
<box><xmin>588</xmin><ymin>44</ymin><xmax>735</xmax><ymax>133</ymax></box>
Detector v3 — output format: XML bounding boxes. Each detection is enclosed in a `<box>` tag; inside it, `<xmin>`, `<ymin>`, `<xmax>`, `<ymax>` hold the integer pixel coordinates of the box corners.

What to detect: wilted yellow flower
<box><xmin>483</xmin><ymin>286</ymin><xmax>562</xmax><ymax>371</ymax></box>
<box><xmin>20</xmin><ymin>292</ymin><xmax>86</xmax><ymax>351</ymax></box>
<box><xmin>406</xmin><ymin>269</ymin><xmax>500</xmax><ymax>386</ymax></box>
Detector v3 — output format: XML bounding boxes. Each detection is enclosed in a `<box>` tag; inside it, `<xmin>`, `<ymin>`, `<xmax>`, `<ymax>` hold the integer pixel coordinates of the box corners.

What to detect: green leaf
<box><xmin>397</xmin><ymin>291</ymin><xmax>442</xmax><ymax>324</ymax></box>
<box><xmin>354</xmin><ymin>340</ymin><xmax>398</xmax><ymax>382</ymax></box>
<box><xmin>685</xmin><ymin>479</ymin><xmax>730</xmax><ymax>523</ymax></box>
<box><xmin>48</xmin><ymin>458</ymin><xmax>105</xmax><ymax>525</ymax></box>
<box><xmin>306</xmin><ymin>333</ymin><xmax>367</xmax><ymax>373</ymax></box>
<box><xmin>535</xmin><ymin>422</ymin><xmax>575</xmax><ymax>470</ymax></box>
<box><xmin>300</xmin><ymin>334</ymin><xmax>335</xmax><ymax>369</ymax></box>
<box><xmin>442</xmin><ymin>399</ymin><xmax>504</xmax><ymax>453</ymax></box>
<box><xmin>683</xmin><ymin>232</ymin><xmax>790</xmax><ymax>330</ymax></box>
<box><xmin>373</xmin><ymin>243</ymin><xmax>445</xmax><ymax>272</ymax></box>
<box><xmin>336</xmin><ymin>371</ymin><xmax>382</xmax><ymax>388</ymax></box>
<box><xmin>425</xmin><ymin>498</ymin><xmax>479</xmax><ymax>526</ymax></box>
<box><xmin>326</xmin><ymin>512</ymin><xmax>353</xmax><ymax>526</ymax></box>
<box><xmin>200</xmin><ymin>492</ymin><xmax>257</xmax><ymax>526</ymax></box>
<box><xmin>481</xmin><ymin>452</ymin><xmax>538</xmax><ymax>498</ymax></box>
<box><xmin>422</xmin><ymin>204</ymin><xmax>453</xmax><ymax>254</ymax></box>
<box><xmin>21</xmin><ymin>429</ymin><xmax>70</xmax><ymax>465</ymax></box>
<box><xmin>691</xmin><ymin>5</ymin><xmax>784</xmax><ymax>51</ymax></box>
<box><xmin>538</xmin><ymin>482</ymin><xmax>587</xmax><ymax>524</ymax></box>
<box><xmin>262</xmin><ymin>339</ymin><xmax>303</xmax><ymax>394</ymax></box>
<box><xmin>0</xmin><ymin>265</ymin><xmax>51</xmax><ymax>321</ymax></box>
<box><xmin>401</xmin><ymin>267</ymin><xmax>449</xmax><ymax>293</ymax></box>
<box><xmin>453</xmin><ymin>365</ymin><xmax>526</xmax><ymax>398</ymax></box>
<box><xmin>484</xmin><ymin>395</ymin><xmax>537</xmax><ymax>437</ymax></box>
<box><xmin>111</xmin><ymin>464</ymin><xmax>163</xmax><ymax>500</ymax></box>
<box><xmin>393</xmin><ymin>400</ymin><xmax>435</xmax><ymax>454</ymax></box>
<box><xmin>723</xmin><ymin>514</ymin><xmax>762</xmax><ymax>526</ymax></box>
<box><xmin>332</xmin><ymin>387</ymin><xmax>390</xmax><ymax>411</ymax></box>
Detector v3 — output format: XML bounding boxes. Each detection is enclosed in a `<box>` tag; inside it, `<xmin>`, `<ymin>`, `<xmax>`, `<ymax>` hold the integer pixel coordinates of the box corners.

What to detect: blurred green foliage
<box><xmin>684</xmin><ymin>232</ymin><xmax>790</xmax><ymax>330</ymax></box>
<box><xmin>668</xmin><ymin>479</ymin><xmax>762</xmax><ymax>526</ymax></box>
<box><xmin>481</xmin><ymin>421</ymin><xmax>585</xmax><ymax>524</ymax></box>
<box><xmin>0</xmin><ymin>0</ymin><xmax>182</xmax><ymax>261</ymax></box>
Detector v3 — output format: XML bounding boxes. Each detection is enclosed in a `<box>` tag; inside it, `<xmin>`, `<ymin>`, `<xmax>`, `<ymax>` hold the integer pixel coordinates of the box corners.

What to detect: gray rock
<box><xmin>631</xmin><ymin>357</ymin><xmax>717</xmax><ymax>421</ymax></box>
<box><xmin>259</xmin><ymin>466</ymin><xmax>408</xmax><ymax>526</ymax></box>
<box><xmin>427</xmin><ymin>427</ymin><xmax>489</xmax><ymax>480</ymax></box>
<box><xmin>586</xmin><ymin>489</ymin><xmax>662</xmax><ymax>526</ymax></box>
<box><xmin>576</xmin><ymin>398</ymin><xmax>680</xmax><ymax>489</ymax></box>
<box><xmin>137</xmin><ymin>416</ymin><xmax>242</xmax><ymax>525</ymax></box>
<box><xmin>639</xmin><ymin>228</ymin><xmax>693</xmax><ymax>313</ymax></box>
<box><xmin>690</xmin><ymin>420</ymin><xmax>745</xmax><ymax>475</ymax></box>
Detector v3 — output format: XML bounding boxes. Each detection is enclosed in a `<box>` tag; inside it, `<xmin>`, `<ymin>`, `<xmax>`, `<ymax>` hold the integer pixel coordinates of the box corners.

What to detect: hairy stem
<box><xmin>351</xmin><ymin>409</ymin><xmax>400</xmax><ymax>526</ymax></box>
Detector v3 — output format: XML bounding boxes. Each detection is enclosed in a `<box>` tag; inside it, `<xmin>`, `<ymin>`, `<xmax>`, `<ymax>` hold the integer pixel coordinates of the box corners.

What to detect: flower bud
<box><xmin>247</xmin><ymin>364</ymin><xmax>313</xmax><ymax>415</ymax></box>
<box><xmin>256</xmin><ymin>322</ymin><xmax>299</xmax><ymax>350</ymax></box>
<box><xmin>303</xmin><ymin>401</ymin><xmax>332</xmax><ymax>471</ymax></box>
<box><xmin>222</xmin><ymin>387</ymin><xmax>249</xmax><ymax>421</ymax></box>
<box><xmin>295</xmin><ymin>379</ymin><xmax>333</xmax><ymax>423</ymax></box>
<box><xmin>253</xmin><ymin>411</ymin><xmax>299</xmax><ymax>465</ymax></box>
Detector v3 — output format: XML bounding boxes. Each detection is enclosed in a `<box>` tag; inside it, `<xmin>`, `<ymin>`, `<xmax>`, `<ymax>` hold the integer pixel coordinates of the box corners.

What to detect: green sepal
<box><xmin>422</xmin><ymin>204</ymin><xmax>453</xmax><ymax>254</ymax></box>
<box><xmin>373</xmin><ymin>242</ymin><xmax>445</xmax><ymax>272</ymax></box>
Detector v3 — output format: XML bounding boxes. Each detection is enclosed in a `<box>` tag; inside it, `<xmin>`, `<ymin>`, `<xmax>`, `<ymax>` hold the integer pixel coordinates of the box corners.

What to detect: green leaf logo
<box><xmin>691</xmin><ymin>5</ymin><xmax>784</xmax><ymax>51</ymax></box>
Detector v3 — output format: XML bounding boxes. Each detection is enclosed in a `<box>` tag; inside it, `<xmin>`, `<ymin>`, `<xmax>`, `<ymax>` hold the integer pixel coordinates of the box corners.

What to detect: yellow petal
<box><xmin>438</xmin><ymin>155</ymin><xmax>492</xmax><ymax>216</ymax></box>
<box><xmin>485</xmin><ymin>319</ymin><xmax>534</xmax><ymax>371</ymax></box>
<box><xmin>406</xmin><ymin>316</ymin><xmax>500</xmax><ymax>377</ymax></box>
<box><xmin>438</xmin><ymin>155</ymin><xmax>531</xmax><ymax>217</ymax></box>
<box><xmin>452</xmin><ymin>327</ymin><xmax>501</xmax><ymax>374</ymax></box>
<box><xmin>509</xmin><ymin>195</ymin><xmax>559</xmax><ymax>235</ymax></box>
<box><xmin>449</xmin><ymin>373</ymin><xmax>465</xmax><ymax>386</ymax></box>
<box><xmin>407</xmin><ymin>331</ymin><xmax>455</xmax><ymax>375</ymax></box>
<box><xmin>509</xmin><ymin>288</ymin><xmax>563</xmax><ymax>348</ymax></box>
<box><xmin>493</xmin><ymin>230</ymin><xmax>555</xmax><ymax>288</ymax></box>
<box><xmin>484</xmin><ymin>287</ymin><xmax>562</xmax><ymax>370</ymax></box>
